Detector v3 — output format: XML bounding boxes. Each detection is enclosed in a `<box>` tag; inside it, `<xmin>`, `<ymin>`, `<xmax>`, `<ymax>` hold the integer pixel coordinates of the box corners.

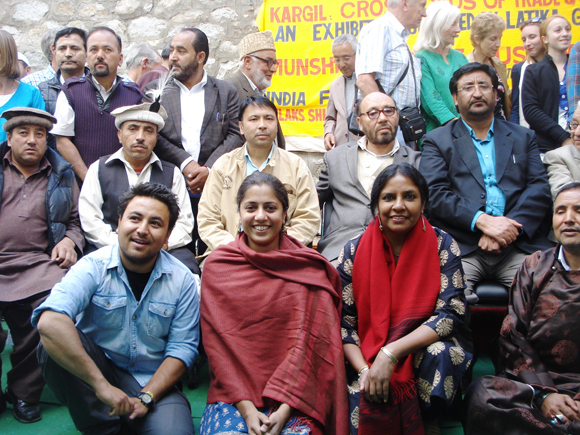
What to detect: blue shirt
<box><xmin>32</xmin><ymin>244</ymin><xmax>200</xmax><ymax>387</ymax></box>
<box><xmin>0</xmin><ymin>81</ymin><xmax>45</xmax><ymax>142</ymax></box>
<box><xmin>463</xmin><ymin>119</ymin><xmax>507</xmax><ymax>231</ymax></box>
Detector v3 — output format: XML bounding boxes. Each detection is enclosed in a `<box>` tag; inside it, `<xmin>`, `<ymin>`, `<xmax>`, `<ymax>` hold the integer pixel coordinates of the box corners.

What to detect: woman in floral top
<box><xmin>337</xmin><ymin>164</ymin><xmax>473</xmax><ymax>435</ymax></box>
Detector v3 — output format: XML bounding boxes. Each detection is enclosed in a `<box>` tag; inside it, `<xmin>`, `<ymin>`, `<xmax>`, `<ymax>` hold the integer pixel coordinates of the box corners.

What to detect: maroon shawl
<box><xmin>201</xmin><ymin>234</ymin><xmax>349</xmax><ymax>435</ymax></box>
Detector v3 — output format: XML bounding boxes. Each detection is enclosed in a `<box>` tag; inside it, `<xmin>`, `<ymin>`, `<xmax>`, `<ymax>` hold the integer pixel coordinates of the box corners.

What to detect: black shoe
<box><xmin>4</xmin><ymin>388</ymin><xmax>41</xmax><ymax>423</ymax></box>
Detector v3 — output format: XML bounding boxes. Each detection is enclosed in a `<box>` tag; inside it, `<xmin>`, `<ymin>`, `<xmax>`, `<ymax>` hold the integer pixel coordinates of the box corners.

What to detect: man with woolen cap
<box><xmin>226</xmin><ymin>30</ymin><xmax>285</xmax><ymax>148</ymax></box>
<box><xmin>0</xmin><ymin>107</ymin><xmax>83</xmax><ymax>423</ymax></box>
<box><xmin>79</xmin><ymin>102</ymin><xmax>199</xmax><ymax>276</ymax></box>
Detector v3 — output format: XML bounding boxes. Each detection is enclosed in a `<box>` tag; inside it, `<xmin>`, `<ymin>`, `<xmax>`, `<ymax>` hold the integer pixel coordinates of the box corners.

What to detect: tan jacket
<box><xmin>544</xmin><ymin>144</ymin><xmax>580</xmax><ymax>200</ymax></box>
<box><xmin>324</xmin><ymin>75</ymin><xmax>357</xmax><ymax>146</ymax></box>
<box><xmin>198</xmin><ymin>145</ymin><xmax>321</xmax><ymax>257</ymax></box>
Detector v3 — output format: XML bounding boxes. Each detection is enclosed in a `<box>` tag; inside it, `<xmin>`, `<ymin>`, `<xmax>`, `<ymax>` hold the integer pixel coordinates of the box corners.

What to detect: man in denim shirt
<box><xmin>33</xmin><ymin>182</ymin><xmax>200</xmax><ymax>435</ymax></box>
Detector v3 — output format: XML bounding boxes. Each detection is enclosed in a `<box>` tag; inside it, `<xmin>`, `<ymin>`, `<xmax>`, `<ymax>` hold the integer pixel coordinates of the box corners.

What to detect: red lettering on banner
<box><xmin>516</xmin><ymin>0</ymin><xmax>560</xmax><ymax>5</ymax></box>
<box><xmin>341</xmin><ymin>2</ymin><xmax>355</xmax><ymax>18</ymax></box>
<box><xmin>483</xmin><ymin>0</ymin><xmax>504</xmax><ymax>9</ymax></box>
<box><xmin>308</xmin><ymin>108</ymin><xmax>326</xmax><ymax>122</ymax></box>
<box><xmin>340</xmin><ymin>0</ymin><xmax>386</xmax><ymax>18</ymax></box>
<box><xmin>448</xmin><ymin>0</ymin><xmax>476</xmax><ymax>10</ymax></box>
<box><xmin>278</xmin><ymin>109</ymin><xmax>305</xmax><ymax>122</ymax></box>
<box><xmin>270</xmin><ymin>5</ymin><xmax>327</xmax><ymax>23</ymax></box>
<box><xmin>277</xmin><ymin>58</ymin><xmax>338</xmax><ymax>76</ymax></box>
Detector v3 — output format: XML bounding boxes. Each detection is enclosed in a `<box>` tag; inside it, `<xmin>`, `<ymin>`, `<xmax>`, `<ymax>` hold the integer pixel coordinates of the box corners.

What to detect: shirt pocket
<box><xmin>147</xmin><ymin>302</ymin><xmax>176</xmax><ymax>338</ymax></box>
<box><xmin>91</xmin><ymin>295</ymin><xmax>127</xmax><ymax>330</ymax></box>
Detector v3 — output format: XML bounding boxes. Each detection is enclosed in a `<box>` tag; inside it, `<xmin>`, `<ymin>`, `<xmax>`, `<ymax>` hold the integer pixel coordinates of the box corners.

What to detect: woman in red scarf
<box><xmin>339</xmin><ymin>164</ymin><xmax>472</xmax><ymax>435</ymax></box>
<box><xmin>200</xmin><ymin>172</ymin><xmax>349</xmax><ymax>435</ymax></box>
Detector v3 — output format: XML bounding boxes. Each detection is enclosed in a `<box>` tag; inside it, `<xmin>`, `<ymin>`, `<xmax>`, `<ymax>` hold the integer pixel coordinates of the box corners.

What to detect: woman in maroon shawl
<box><xmin>199</xmin><ymin>172</ymin><xmax>349</xmax><ymax>435</ymax></box>
<box><xmin>338</xmin><ymin>164</ymin><xmax>472</xmax><ymax>435</ymax></box>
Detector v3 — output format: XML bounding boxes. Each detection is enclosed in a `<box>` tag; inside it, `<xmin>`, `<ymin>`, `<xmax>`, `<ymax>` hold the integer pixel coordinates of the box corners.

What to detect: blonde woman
<box><xmin>468</xmin><ymin>12</ymin><xmax>510</xmax><ymax>120</ymax></box>
<box><xmin>415</xmin><ymin>1</ymin><xmax>467</xmax><ymax>133</ymax></box>
<box><xmin>510</xmin><ymin>18</ymin><xmax>546</xmax><ymax>127</ymax></box>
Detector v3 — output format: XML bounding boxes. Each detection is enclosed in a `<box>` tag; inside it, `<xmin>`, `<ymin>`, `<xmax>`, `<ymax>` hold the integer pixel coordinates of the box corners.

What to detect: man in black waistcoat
<box><xmin>78</xmin><ymin>102</ymin><xmax>199</xmax><ymax>276</ymax></box>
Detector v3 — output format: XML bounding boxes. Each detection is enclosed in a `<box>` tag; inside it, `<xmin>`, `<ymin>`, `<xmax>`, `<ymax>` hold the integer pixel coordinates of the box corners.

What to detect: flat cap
<box><xmin>1</xmin><ymin>107</ymin><xmax>57</xmax><ymax>132</ymax></box>
<box><xmin>238</xmin><ymin>30</ymin><xmax>276</xmax><ymax>60</ymax></box>
<box><xmin>112</xmin><ymin>102</ymin><xmax>168</xmax><ymax>130</ymax></box>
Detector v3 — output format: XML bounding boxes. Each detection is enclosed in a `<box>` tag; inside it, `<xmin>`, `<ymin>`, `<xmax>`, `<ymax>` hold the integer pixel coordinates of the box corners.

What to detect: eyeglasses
<box><xmin>249</xmin><ymin>54</ymin><xmax>279</xmax><ymax>69</ymax></box>
<box><xmin>570</xmin><ymin>121</ymin><xmax>580</xmax><ymax>130</ymax></box>
<box><xmin>457</xmin><ymin>83</ymin><xmax>494</xmax><ymax>94</ymax></box>
<box><xmin>362</xmin><ymin>106</ymin><xmax>398</xmax><ymax>120</ymax></box>
<box><xmin>332</xmin><ymin>55</ymin><xmax>354</xmax><ymax>63</ymax></box>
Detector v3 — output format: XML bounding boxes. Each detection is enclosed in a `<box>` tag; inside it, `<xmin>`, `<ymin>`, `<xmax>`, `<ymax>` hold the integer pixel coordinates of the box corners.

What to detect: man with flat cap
<box><xmin>226</xmin><ymin>30</ymin><xmax>285</xmax><ymax>148</ymax></box>
<box><xmin>79</xmin><ymin>102</ymin><xmax>199</xmax><ymax>276</ymax></box>
<box><xmin>0</xmin><ymin>107</ymin><xmax>84</xmax><ymax>423</ymax></box>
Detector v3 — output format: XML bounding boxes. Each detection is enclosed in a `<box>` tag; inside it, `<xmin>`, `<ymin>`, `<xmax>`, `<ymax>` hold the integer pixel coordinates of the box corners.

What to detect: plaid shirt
<box><xmin>567</xmin><ymin>41</ymin><xmax>580</xmax><ymax>119</ymax></box>
<box><xmin>21</xmin><ymin>65</ymin><xmax>56</xmax><ymax>88</ymax></box>
<box><xmin>355</xmin><ymin>11</ymin><xmax>421</xmax><ymax>109</ymax></box>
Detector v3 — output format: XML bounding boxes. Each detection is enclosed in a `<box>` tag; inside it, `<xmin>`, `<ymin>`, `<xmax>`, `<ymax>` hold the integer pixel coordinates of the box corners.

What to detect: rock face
<box><xmin>8</xmin><ymin>0</ymin><xmax>261</xmax><ymax>77</ymax></box>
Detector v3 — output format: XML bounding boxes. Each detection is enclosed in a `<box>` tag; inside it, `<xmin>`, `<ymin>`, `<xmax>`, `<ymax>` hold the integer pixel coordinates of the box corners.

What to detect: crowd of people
<box><xmin>2</xmin><ymin>0</ymin><xmax>580</xmax><ymax>434</ymax></box>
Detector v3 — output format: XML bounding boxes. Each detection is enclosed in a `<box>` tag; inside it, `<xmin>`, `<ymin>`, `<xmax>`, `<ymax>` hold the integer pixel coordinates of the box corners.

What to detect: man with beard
<box><xmin>226</xmin><ymin>30</ymin><xmax>285</xmax><ymax>149</ymax></box>
<box><xmin>317</xmin><ymin>92</ymin><xmax>421</xmax><ymax>263</ymax></box>
<box><xmin>51</xmin><ymin>27</ymin><xmax>142</xmax><ymax>182</ymax></box>
<box><xmin>38</xmin><ymin>27</ymin><xmax>89</xmax><ymax>115</ymax></box>
<box><xmin>420</xmin><ymin>62</ymin><xmax>552</xmax><ymax>304</ymax></box>
<box><xmin>144</xmin><ymin>27</ymin><xmax>242</xmax><ymax>249</ymax></box>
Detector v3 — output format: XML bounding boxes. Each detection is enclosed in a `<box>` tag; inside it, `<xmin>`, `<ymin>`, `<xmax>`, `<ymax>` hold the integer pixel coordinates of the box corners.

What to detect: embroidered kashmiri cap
<box><xmin>238</xmin><ymin>30</ymin><xmax>276</xmax><ymax>60</ymax></box>
<box><xmin>1</xmin><ymin>107</ymin><xmax>56</xmax><ymax>132</ymax></box>
<box><xmin>112</xmin><ymin>102</ymin><xmax>168</xmax><ymax>130</ymax></box>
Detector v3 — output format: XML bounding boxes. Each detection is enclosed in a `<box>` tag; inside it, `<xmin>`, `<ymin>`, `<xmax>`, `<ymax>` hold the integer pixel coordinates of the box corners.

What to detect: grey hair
<box><xmin>124</xmin><ymin>43</ymin><xmax>159</xmax><ymax>70</ymax></box>
<box><xmin>42</xmin><ymin>27</ymin><xmax>63</xmax><ymax>62</ymax></box>
<box><xmin>414</xmin><ymin>1</ymin><xmax>461</xmax><ymax>52</ymax></box>
<box><xmin>388</xmin><ymin>0</ymin><xmax>402</xmax><ymax>7</ymax></box>
<box><xmin>332</xmin><ymin>34</ymin><xmax>358</xmax><ymax>52</ymax></box>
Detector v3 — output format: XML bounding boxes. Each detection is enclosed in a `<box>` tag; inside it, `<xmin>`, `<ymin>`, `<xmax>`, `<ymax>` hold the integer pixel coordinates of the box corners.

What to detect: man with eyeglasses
<box><xmin>324</xmin><ymin>34</ymin><xmax>358</xmax><ymax>150</ymax></box>
<box><xmin>544</xmin><ymin>105</ymin><xmax>580</xmax><ymax>200</ymax></box>
<box><xmin>420</xmin><ymin>63</ymin><xmax>552</xmax><ymax>304</ymax></box>
<box><xmin>226</xmin><ymin>30</ymin><xmax>285</xmax><ymax>149</ymax></box>
<box><xmin>317</xmin><ymin>92</ymin><xmax>421</xmax><ymax>263</ymax></box>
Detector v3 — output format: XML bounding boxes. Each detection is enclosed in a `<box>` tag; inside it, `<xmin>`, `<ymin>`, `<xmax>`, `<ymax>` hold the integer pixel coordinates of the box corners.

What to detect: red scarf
<box><xmin>201</xmin><ymin>234</ymin><xmax>349</xmax><ymax>435</ymax></box>
<box><xmin>353</xmin><ymin>216</ymin><xmax>440</xmax><ymax>433</ymax></box>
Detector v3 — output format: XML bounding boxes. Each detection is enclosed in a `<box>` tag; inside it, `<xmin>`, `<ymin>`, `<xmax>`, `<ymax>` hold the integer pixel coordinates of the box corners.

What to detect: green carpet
<box><xmin>1</xmin><ymin>322</ymin><xmax>496</xmax><ymax>434</ymax></box>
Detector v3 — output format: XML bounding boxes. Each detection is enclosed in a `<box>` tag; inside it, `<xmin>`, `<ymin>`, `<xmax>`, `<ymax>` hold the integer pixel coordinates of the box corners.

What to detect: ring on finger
<box><xmin>551</xmin><ymin>414</ymin><xmax>565</xmax><ymax>424</ymax></box>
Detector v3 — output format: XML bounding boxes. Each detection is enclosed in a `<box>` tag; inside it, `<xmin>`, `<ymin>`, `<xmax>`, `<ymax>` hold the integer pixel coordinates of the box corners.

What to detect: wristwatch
<box><xmin>137</xmin><ymin>391</ymin><xmax>155</xmax><ymax>409</ymax></box>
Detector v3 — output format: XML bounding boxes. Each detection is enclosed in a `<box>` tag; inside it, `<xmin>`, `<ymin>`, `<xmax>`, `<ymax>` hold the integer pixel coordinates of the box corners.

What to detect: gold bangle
<box><xmin>381</xmin><ymin>346</ymin><xmax>398</xmax><ymax>365</ymax></box>
<box><xmin>358</xmin><ymin>365</ymin><xmax>369</xmax><ymax>376</ymax></box>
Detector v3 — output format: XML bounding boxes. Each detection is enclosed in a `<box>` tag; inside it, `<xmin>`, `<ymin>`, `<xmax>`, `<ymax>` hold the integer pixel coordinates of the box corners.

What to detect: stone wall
<box><xmin>2</xmin><ymin>0</ymin><xmax>264</xmax><ymax>78</ymax></box>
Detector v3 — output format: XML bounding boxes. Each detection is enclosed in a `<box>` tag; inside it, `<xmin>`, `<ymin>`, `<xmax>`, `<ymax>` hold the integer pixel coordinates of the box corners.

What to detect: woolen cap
<box><xmin>112</xmin><ymin>103</ymin><xmax>168</xmax><ymax>130</ymax></box>
<box><xmin>2</xmin><ymin>107</ymin><xmax>56</xmax><ymax>132</ymax></box>
<box><xmin>238</xmin><ymin>30</ymin><xmax>276</xmax><ymax>60</ymax></box>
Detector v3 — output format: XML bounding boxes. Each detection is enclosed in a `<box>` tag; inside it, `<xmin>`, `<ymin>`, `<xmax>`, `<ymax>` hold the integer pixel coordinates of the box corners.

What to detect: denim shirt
<box><xmin>463</xmin><ymin>119</ymin><xmax>507</xmax><ymax>231</ymax></box>
<box><xmin>32</xmin><ymin>244</ymin><xmax>200</xmax><ymax>387</ymax></box>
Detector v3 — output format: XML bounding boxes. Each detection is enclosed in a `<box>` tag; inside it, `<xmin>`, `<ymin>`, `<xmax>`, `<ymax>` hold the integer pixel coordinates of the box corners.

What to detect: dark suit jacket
<box><xmin>317</xmin><ymin>140</ymin><xmax>421</xmax><ymax>261</ymax></box>
<box><xmin>420</xmin><ymin>119</ymin><xmax>552</xmax><ymax>256</ymax></box>
<box><xmin>145</xmin><ymin>75</ymin><xmax>243</xmax><ymax>168</ymax></box>
<box><xmin>509</xmin><ymin>61</ymin><xmax>523</xmax><ymax>125</ymax></box>
<box><xmin>225</xmin><ymin>70</ymin><xmax>285</xmax><ymax>149</ymax></box>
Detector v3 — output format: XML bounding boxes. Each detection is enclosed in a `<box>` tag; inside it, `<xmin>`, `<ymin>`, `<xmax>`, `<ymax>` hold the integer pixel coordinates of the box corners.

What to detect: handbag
<box><xmin>397</xmin><ymin>46</ymin><xmax>426</xmax><ymax>142</ymax></box>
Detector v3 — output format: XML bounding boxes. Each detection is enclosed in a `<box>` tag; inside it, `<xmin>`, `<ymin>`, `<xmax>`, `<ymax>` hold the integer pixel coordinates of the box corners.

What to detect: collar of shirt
<box><xmin>383</xmin><ymin>11</ymin><xmax>411</xmax><ymax>40</ymax></box>
<box><xmin>357</xmin><ymin>136</ymin><xmax>400</xmax><ymax>158</ymax></box>
<box><xmin>559</xmin><ymin>245</ymin><xmax>574</xmax><ymax>271</ymax></box>
<box><xmin>462</xmin><ymin>118</ymin><xmax>495</xmax><ymax>144</ymax></box>
<box><xmin>241</xmin><ymin>72</ymin><xmax>261</xmax><ymax>94</ymax></box>
<box><xmin>106</xmin><ymin>148</ymin><xmax>163</xmax><ymax>174</ymax></box>
<box><xmin>244</xmin><ymin>143</ymin><xmax>275</xmax><ymax>176</ymax></box>
<box><xmin>174</xmin><ymin>70</ymin><xmax>208</xmax><ymax>94</ymax></box>
<box><xmin>3</xmin><ymin>150</ymin><xmax>51</xmax><ymax>175</ymax></box>
<box><xmin>90</xmin><ymin>75</ymin><xmax>117</xmax><ymax>100</ymax></box>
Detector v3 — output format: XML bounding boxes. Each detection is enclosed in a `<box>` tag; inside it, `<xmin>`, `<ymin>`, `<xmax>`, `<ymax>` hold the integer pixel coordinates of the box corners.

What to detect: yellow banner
<box><xmin>256</xmin><ymin>0</ymin><xmax>580</xmax><ymax>139</ymax></box>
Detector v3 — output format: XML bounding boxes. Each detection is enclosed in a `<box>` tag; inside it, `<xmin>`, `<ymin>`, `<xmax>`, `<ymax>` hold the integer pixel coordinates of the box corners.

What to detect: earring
<box><xmin>238</xmin><ymin>222</ymin><xmax>244</xmax><ymax>234</ymax></box>
<box><xmin>422</xmin><ymin>215</ymin><xmax>426</xmax><ymax>232</ymax></box>
<box><xmin>379</xmin><ymin>218</ymin><xmax>384</xmax><ymax>231</ymax></box>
